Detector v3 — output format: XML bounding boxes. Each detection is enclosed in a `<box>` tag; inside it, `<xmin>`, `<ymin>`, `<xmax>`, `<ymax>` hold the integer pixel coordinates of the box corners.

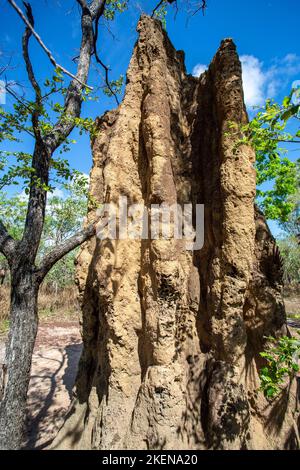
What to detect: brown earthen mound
<box><xmin>51</xmin><ymin>15</ymin><xmax>299</xmax><ymax>450</ymax></box>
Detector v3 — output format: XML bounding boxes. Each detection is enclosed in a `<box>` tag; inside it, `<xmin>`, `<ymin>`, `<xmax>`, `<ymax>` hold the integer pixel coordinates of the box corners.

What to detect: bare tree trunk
<box><xmin>0</xmin><ymin>266</ymin><xmax>38</xmax><ymax>450</ymax></box>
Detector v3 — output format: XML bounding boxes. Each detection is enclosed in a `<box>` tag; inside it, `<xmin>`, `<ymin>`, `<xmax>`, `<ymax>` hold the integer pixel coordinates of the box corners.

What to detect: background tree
<box><xmin>0</xmin><ymin>0</ymin><xmax>130</xmax><ymax>450</ymax></box>
<box><xmin>243</xmin><ymin>94</ymin><xmax>299</xmax><ymax>223</ymax></box>
<box><xmin>278</xmin><ymin>179</ymin><xmax>300</xmax><ymax>285</ymax></box>
<box><xmin>0</xmin><ymin>175</ymin><xmax>89</xmax><ymax>291</ymax></box>
<box><xmin>243</xmin><ymin>95</ymin><xmax>299</xmax><ymax>285</ymax></box>
<box><xmin>41</xmin><ymin>179</ymin><xmax>89</xmax><ymax>290</ymax></box>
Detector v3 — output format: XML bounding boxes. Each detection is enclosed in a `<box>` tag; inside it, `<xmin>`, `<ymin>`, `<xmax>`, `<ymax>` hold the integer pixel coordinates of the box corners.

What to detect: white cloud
<box><xmin>284</xmin><ymin>53</ymin><xmax>298</xmax><ymax>64</ymax></box>
<box><xmin>192</xmin><ymin>64</ymin><xmax>207</xmax><ymax>77</ymax></box>
<box><xmin>16</xmin><ymin>187</ymin><xmax>65</xmax><ymax>204</ymax></box>
<box><xmin>240</xmin><ymin>55</ymin><xmax>267</xmax><ymax>107</ymax></box>
<box><xmin>48</xmin><ymin>188</ymin><xmax>65</xmax><ymax>199</ymax></box>
<box><xmin>270</xmin><ymin>54</ymin><xmax>300</xmax><ymax>84</ymax></box>
<box><xmin>240</xmin><ymin>53</ymin><xmax>300</xmax><ymax>108</ymax></box>
<box><xmin>192</xmin><ymin>53</ymin><xmax>300</xmax><ymax>109</ymax></box>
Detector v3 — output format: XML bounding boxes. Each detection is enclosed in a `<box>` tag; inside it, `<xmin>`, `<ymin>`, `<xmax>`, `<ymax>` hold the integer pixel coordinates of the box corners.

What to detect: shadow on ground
<box><xmin>24</xmin><ymin>323</ymin><xmax>82</xmax><ymax>449</ymax></box>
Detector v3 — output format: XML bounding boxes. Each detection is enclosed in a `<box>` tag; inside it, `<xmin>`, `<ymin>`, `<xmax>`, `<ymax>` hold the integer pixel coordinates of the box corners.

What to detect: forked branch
<box><xmin>36</xmin><ymin>219</ymin><xmax>99</xmax><ymax>281</ymax></box>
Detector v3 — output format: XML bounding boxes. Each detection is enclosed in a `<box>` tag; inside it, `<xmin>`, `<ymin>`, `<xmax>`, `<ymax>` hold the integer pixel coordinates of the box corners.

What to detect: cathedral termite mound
<box><xmin>51</xmin><ymin>15</ymin><xmax>299</xmax><ymax>450</ymax></box>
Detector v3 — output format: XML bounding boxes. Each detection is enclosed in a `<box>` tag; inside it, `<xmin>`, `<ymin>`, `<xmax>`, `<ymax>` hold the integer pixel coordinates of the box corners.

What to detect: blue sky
<box><xmin>1</xmin><ymin>0</ymin><xmax>300</xmax><ymax>237</ymax></box>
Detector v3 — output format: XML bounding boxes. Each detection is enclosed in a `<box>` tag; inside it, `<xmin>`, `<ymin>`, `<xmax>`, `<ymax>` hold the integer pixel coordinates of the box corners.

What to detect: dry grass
<box><xmin>38</xmin><ymin>285</ymin><xmax>80</xmax><ymax>320</ymax></box>
<box><xmin>0</xmin><ymin>284</ymin><xmax>80</xmax><ymax>334</ymax></box>
<box><xmin>0</xmin><ymin>285</ymin><xmax>9</xmax><ymax>322</ymax></box>
<box><xmin>283</xmin><ymin>283</ymin><xmax>300</xmax><ymax>318</ymax></box>
<box><xmin>283</xmin><ymin>283</ymin><xmax>300</xmax><ymax>298</ymax></box>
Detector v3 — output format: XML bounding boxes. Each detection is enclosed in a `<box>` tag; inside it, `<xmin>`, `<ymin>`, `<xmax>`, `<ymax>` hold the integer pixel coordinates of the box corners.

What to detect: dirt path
<box><xmin>0</xmin><ymin>321</ymin><xmax>82</xmax><ymax>449</ymax></box>
<box><xmin>26</xmin><ymin>321</ymin><xmax>82</xmax><ymax>449</ymax></box>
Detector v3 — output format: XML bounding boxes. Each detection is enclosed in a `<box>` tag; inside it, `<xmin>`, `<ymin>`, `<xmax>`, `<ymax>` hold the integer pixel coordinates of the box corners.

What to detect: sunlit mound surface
<box><xmin>51</xmin><ymin>16</ymin><xmax>298</xmax><ymax>450</ymax></box>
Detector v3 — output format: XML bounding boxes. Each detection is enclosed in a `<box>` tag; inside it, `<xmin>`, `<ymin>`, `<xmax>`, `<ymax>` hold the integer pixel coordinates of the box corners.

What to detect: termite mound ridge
<box><xmin>52</xmin><ymin>15</ymin><xmax>298</xmax><ymax>450</ymax></box>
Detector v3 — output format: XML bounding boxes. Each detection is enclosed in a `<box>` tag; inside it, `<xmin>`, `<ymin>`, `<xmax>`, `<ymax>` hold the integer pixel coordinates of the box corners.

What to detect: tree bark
<box><xmin>0</xmin><ymin>265</ymin><xmax>39</xmax><ymax>450</ymax></box>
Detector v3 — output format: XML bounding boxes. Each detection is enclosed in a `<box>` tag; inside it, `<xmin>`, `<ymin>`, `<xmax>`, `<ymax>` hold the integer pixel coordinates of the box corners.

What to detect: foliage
<box><xmin>103</xmin><ymin>74</ymin><xmax>124</xmax><ymax>98</ymax></box>
<box><xmin>242</xmin><ymin>94</ymin><xmax>299</xmax><ymax>223</ymax></box>
<box><xmin>0</xmin><ymin>191</ymin><xmax>27</xmax><ymax>240</ymax></box>
<box><xmin>0</xmin><ymin>176</ymin><xmax>88</xmax><ymax>288</ymax></box>
<box><xmin>0</xmin><ymin>1</ymin><xmax>130</xmax><ymax>300</ymax></box>
<box><xmin>277</xmin><ymin>182</ymin><xmax>300</xmax><ymax>284</ymax></box>
<box><xmin>280</xmin><ymin>183</ymin><xmax>300</xmax><ymax>237</ymax></box>
<box><xmin>278</xmin><ymin>236</ymin><xmax>300</xmax><ymax>284</ymax></box>
<box><xmin>44</xmin><ymin>250</ymin><xmax>79</xmax><ymax>289</ymax></box>
<box><xmin>41</xmin><ymin>178</ymin><xmax>88</xmax><ymax>289</ymax></box>
<box><xmin>0</xmin><ymin>75</ymin><xmax>97</xmax><ymax>196</ymax></box>
<box><xmin>259</xmin><ymin>333</ymin><xmax>300</xmax><ymax>399</ymax></box>
<box><xmin>104</xmin><ymin>0</ymin><xmax>128</xmax><ymax>21</ymax></box>
<box><xmin>153</xmin><ymin>1</ymin><xmax>168</xmax><ymax>29</ymax></box>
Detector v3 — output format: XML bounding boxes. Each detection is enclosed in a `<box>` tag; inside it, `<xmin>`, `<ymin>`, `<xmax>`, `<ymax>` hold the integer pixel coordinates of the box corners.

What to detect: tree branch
<box><xmin>151</xmin><ymin>0</ymin><xmax>177</xmax><ymax>18</ymax></box>
<box><xmin>0</xmin><ymin>220</ymin><xmax>16</xmax><ymax>261</ymax></box>
<box><xmin>270</xmin><ymin>138</ymin><xmax>300</xmax><ymax>144</ymax></box>
<box><xmin>192</xmin><ymin>1</ymin><xmax>207</xmax><ymax>16</ymax></box>
<box><xmin>90</xmin><ymin>0</ymin><xmax>106</xmax><ymax>20</ymax></box>
<box><xmin>22</xmin><ymin>2</ymin><xmax>43</xmax><ymax>142</ymax></box>
<box><xmin>2</xmin><ymin>81</ymin><xmax>35</xmax><ymax>138</ymax></box>
<box><xmin>15</xmin><ymin>1</ymin><xmax>105</xmax><ymax>259</ymax></box>
<box><xmin>8</xmin><ymin>0</ymin><xmax>93</xmax><ymax>90</ymax></box>
<box><xmin>151</xmin><ymin>0</ymin><xmax>165</xmax><ymax>18</ymax></box>
<box><xmin>93</xmin><ymin>5</ymin><xmax>119</xmax><ymax>106</ymax></box>
<box><xmin>76</xmin><ymin>0</ymin><xmax>87</xmax><ymax>8</ymax></box>
<box><xmin>45</xmin><ymin>1</ymin><xmax>105</xmax><ymax>152</ymax></box>
<box><xmin>36</xmin><ymin>220</ymin><xmax>98</xmax><ymax>281</ymax></box>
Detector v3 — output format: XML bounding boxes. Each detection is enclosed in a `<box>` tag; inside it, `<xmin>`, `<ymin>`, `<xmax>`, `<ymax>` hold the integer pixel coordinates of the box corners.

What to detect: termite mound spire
<box><xmin>52</xmin><ymin>15</ymin><xmax>298</xmax><ymax>450</ymax></box>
